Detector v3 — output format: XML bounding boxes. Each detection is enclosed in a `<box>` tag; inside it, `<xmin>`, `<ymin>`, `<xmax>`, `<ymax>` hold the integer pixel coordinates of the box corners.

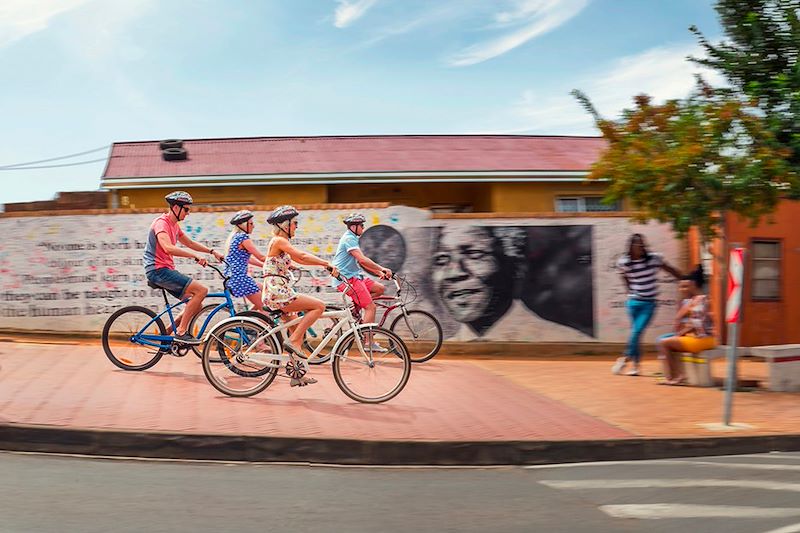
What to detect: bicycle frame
<box><xmin>133</xmin><ymin>261</ymin><xmax>245</xmax><ymax>350</ymax></box>
<box><xmin>131</xmin><ymin>289</ymin><xmax>237</xmax><ymax>350</ymax></box>
<box><xmin>210</xmin><ymin>291</ymin><xmax>382</xmax><ymax>366</ymax></box>
<box><xmin>349</xmin><ymin>277</ymin><xmax>409</xmax><ymax>328</ymax></box>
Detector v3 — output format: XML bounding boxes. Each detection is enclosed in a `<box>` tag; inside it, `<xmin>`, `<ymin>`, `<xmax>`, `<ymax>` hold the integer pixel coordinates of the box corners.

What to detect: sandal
<box><xmin>657</xmin><ymin>378</ymin><xmax>686</xmax><ymax>386</ymax></box>
<box><xmin>290</xmin><ymin>376</ymin><xmax>318</xmax><ymax>387</ymax></box>
<box><xmin>283</xmin><ymin>339</ymin><xmax>304</xmax><ymax>357</ymax></box>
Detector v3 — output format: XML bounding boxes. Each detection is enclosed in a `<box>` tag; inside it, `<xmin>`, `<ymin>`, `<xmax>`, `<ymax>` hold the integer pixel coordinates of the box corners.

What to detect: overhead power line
<box><xmin>0</xmin><ymin>145</ymin><xmax>110</xmax><ymax>170</ymax></box>
<box><xmin>0</xmin><ymin>158</ymin><xmax>108</xmax><ymax>171</ymax></box>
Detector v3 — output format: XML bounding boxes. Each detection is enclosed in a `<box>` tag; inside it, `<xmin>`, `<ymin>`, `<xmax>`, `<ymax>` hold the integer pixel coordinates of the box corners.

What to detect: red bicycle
<box><xmin>302</xmin><ymin>274</ymin><xmax>443</xmax><ymax>364</ymax></box>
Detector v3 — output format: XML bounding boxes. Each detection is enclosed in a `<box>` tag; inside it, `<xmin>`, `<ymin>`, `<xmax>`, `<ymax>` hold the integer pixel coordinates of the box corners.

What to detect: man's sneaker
<box><xmin>611</xmin><ymin>357</ymin><xmax>627</xmax><ymax>375</ymax></box>
<box><xmin>625</xmin><ymin>368</ymin><xmax>640</xmax><ymax>376</ymax></box>
<box><xmin>173</xmin><ymin>332</ymin><xmax>201</xmax><ymax>345</ymax></box>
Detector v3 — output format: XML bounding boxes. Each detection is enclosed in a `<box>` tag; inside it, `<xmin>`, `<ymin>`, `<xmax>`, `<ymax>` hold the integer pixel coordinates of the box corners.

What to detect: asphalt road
<box><xmin>2</xmin><ymin>451</ymin><xmax>799</xmax><ymax>532</ymax></box>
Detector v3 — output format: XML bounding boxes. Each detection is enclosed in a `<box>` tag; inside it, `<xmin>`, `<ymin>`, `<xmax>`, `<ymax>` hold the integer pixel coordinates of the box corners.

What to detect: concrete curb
<box><xmin>2</xmin><ymin>423</ymin><xmax>799</xmax><ymax>465</ymax></box>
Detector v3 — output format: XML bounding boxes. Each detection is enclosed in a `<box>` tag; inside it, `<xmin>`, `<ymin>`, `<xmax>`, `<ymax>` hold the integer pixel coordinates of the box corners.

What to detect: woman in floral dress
<box><xmin>263</xmin><ymin>205</ymin><xmax>338</xmax><ymax>386</ymax></box>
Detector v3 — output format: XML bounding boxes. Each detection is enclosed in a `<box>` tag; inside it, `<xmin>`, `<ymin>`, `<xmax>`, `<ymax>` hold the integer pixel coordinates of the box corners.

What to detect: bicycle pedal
<box><xmin>170</xmin><ymin>345</ymin><xmax>188</xmax><ymax>357</ymax></box>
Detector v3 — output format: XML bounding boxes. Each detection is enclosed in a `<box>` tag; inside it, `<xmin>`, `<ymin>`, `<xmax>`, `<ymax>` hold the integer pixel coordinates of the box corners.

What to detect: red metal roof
<box><xmin>102</xmin><ymin>135</ymin><xmax>606</xmax><ymax>178</ymax></box>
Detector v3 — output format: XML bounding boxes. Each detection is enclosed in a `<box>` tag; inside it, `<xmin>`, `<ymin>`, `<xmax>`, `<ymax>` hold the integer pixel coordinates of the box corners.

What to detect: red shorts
<box><xmin>337</xmin><ymin>277</ymin><xmax>375</xmax><ymax>311</ymax></box>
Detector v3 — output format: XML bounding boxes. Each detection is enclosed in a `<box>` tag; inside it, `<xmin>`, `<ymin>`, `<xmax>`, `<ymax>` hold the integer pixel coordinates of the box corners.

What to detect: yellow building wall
<box><xmin>117</xmin><ymin>185</ymin><xmax>327</xmax><ymax>209</ymax></box>
<box><xmin>489</xmin><ymin>182</ymin><xmax>620</xmax><ymax>212</ymax></box>
<box><xmin>328</xmin><ymin>183</ymin><xmax>492</xmax><ymax>211</ymax></box>
<box><xmin>113</xmin><ymin>180</ymin><xmax>619</xmax><ymax>213</ymax></box>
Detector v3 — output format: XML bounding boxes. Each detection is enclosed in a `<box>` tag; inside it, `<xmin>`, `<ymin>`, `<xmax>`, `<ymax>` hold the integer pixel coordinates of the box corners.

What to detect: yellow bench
<box><xmin>682</xmin><ymin>346</ymin><xmax>735</xmax><ymax>387</ymax></box>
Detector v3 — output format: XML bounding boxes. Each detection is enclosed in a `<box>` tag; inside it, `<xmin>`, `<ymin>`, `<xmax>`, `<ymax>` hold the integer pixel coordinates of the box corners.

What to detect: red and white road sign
<box><xmin>726</xmin><ymin>247</ymin><xmax>745</xmax><ymax>323</ymax></box>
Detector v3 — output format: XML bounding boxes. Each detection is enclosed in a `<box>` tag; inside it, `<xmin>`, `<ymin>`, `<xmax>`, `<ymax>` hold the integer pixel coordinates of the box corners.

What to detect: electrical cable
<box><xmin>0</xmin><ymin>158</ymin><xmax>107</xmax><ymax>170</ymax></box>
<box><xmin>0</xmin><ymin>145</ymin><xmax>110</xmax><ymax>170</ymax></box>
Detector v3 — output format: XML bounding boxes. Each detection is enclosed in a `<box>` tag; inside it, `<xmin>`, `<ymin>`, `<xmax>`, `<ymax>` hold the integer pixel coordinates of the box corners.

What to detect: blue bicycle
<box><xmin>102</xmin><ymin>262</ymin><xmax>273</xmax><ymax>371</ymax></box>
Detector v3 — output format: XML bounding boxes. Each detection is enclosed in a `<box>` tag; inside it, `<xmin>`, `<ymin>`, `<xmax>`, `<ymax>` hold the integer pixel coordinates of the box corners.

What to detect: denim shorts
<box><xmin>146</xmin><ymin>268</ymin><xmax>192</xmax><ymax>299</ymax></box>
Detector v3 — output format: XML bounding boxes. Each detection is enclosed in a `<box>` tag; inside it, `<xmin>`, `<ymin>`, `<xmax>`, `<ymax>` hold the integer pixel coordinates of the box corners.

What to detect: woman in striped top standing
<box><xmin>612</xmin><ymin>233</ymin><xmax>682</xmax><ymax>376</ymax></box>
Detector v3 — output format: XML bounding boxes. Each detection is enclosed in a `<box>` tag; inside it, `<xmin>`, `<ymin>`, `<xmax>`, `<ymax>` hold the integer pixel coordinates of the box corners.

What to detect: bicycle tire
<box><xmin>389</xmin><ymin>309</ymin><xmax>443</xmax><ymax>363</ymax></box>
<box><xmin>201</xmin><ymin>318</ymin><xmax>280</xmax><ymax>397</ymax></box>
<box><xmin>211</xmin><ymin>317</ymin><xmax>277</xmax><ymax>379</ymax></box>
<box><xmin>102</xmin><ymin>306</ymin><xmax>167</xmax><ymax>371</ymax></box>
<box><xmin>332</xmin><ymin>325</ymin><xmax>411</xmax><ymax>404</ymax></box>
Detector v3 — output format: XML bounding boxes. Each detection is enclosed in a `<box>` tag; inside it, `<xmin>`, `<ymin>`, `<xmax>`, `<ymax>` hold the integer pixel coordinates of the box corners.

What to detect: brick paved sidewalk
<box><xmin>0</xmin><ymin>339</ymin><xmax>797</xmax><ymax>442</ymax></box>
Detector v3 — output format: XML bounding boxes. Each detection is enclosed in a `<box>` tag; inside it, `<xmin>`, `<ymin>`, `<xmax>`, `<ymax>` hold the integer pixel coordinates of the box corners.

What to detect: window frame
<box><xmin>749</xmin><ymin>238</ymin><xmax>782</xmax><ymax>302</ymax></box>
<box><xmin>554</xmin><ymin>196</ymin><xmax>621</xmax><ymax>213</ymax></box>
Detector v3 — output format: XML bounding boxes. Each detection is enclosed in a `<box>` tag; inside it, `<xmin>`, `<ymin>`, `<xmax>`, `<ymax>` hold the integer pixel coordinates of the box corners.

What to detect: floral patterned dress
<box><xmin>262</xmin><ymin>243</ymin><xmax>298</xmax><ymax>310</ymax></box>
<box><xmin>685</xmin><ymin>294</ymin><xmax>714</xmax><ymax>338</ymax></box>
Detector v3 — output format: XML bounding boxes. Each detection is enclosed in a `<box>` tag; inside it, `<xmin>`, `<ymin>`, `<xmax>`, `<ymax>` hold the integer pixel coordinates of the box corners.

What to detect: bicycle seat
<box><xmin>147</xmin><ymin>280</ymin><xmax>163</xmax><ymax>290</ymax></box>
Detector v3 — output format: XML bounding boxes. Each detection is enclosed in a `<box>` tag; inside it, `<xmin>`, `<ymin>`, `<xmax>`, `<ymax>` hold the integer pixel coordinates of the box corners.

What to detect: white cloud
<box><xmin>478</xmin><ymin>42</ymin><xmax>726</xmax><ymax>135</ymax></box>
<box><xmin>448</xmin><ymin>0</ymin><xmax>589</xmax><ymax>67</ymax></box>
<box><xmin>334</xmin><ymin>0</ymin><xmax>378</xmax><ymax>28</ymax></box>
<box><xmin>0</xmin><ymin>0</ymin><xmax>92</xmax><ymax>48</ymax></box>
<box><xmin>64</xmin><ymin>0</ymin><xmax>154</xmax><ymax>62</ymax></box>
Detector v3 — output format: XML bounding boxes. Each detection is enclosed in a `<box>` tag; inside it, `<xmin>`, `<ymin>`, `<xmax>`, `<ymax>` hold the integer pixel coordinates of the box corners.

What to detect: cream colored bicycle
<box><xmin>200</xmin><ymin>280</ymin><xmax>412</xmax><ymax>403</ymax></box>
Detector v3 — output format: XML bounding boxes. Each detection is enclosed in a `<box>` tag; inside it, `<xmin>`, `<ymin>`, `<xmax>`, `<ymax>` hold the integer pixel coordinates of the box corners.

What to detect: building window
<box><xmin>555</xmin><ymin>196</ymin><xmax>620</xmax><ymax>213</ymax></box>
<box><xmin>751</xmin><ymin>240</ymin><xmax>781</xmax><ymax>301</ymax></box>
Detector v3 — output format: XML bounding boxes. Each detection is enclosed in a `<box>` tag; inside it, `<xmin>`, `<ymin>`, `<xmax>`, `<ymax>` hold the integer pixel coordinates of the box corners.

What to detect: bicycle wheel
<box><xmin>389</xmin><ymin>309</ymin><xmax>443</xmax><ymax>363</ymax></box>
<box><xmin>332</xmin><ymin>325</ymin><xmax>411</xmax><ymax>403</ymax></box>
<box><xmin>189</xmin><ymin>303</ymin><xmax>233</xmax><ymax>359</ymax></box>
<box><xmin>102</xmin><ymin>306</ymin><xmax>167</xmax><ymax>371</ymax></box>
<box><xmin>201</xmin><ymin>318</ymin><xmax>281</xmax><ymax>397</ymax></box>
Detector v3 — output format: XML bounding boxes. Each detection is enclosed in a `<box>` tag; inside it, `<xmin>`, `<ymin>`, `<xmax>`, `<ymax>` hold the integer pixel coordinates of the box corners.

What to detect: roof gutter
<box><xmin>100</xmin><ymin>170</ymin><xmax>595</xmax><ymax>189</ymax></box>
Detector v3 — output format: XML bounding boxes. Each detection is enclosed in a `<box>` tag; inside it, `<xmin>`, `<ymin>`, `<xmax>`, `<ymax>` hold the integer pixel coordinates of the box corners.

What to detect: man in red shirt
<box><xmin>143</xmin><ymin>191</ymin><xmax>224</xmax><ymax>343</ymax></box>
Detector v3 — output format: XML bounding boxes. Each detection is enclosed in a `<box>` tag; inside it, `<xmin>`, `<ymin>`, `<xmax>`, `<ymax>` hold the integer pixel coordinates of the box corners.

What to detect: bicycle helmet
<box><xmin>165</xmin><ymin>191</ymin><xmax>193</xmax><ymax>206</ymax></box>
<box><xmin>267</xmin><ymin>205</ymin><xmax>299</xmax><ymax>225</ymax></box>
<box><xmin>230</xmin><ymin>209</ymin><xmax>254</xmax><ymax>226</ymax></box>
<box><xmin>343</xmin><ymin>212</ymin><xmax>366</xmax><ymax>225</ymax></box>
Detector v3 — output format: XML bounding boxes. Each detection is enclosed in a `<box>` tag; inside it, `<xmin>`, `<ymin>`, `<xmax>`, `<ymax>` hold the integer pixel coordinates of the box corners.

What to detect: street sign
<box><xmin>726</xmin><ymin>247</ymin><xmax>744</xmax><ymax>324</ymax></box>
<box><xmin>723</xmin><ymin>246</ymin><xmax>746</xmax><ymax>426</ymax></box>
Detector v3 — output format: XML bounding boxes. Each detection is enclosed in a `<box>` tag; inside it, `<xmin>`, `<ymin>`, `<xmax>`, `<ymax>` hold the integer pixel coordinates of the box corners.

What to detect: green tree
<box><xmin>572</xmin><ymin>82</ymin><xmax>798</xmax><ymax>243</ymax></box>
<box><xmin>691</xmin><ymin>0</ymin><xmax>800</xmax><ymax>170</ymax></box>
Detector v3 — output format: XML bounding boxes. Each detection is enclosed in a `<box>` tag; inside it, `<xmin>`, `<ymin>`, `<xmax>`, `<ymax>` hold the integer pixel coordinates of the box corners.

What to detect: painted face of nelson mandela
<box><xmin>431</xmin><ymin>226</ymin><xmax>514</xmax><ymax>334</ymax></box>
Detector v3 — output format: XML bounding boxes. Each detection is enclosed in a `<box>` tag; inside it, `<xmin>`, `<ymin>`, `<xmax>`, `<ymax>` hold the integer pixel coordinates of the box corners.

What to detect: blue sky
<box><xmin>0</xmin><ymin>0</ymin><xmax>722</xmax><ymax>205</ymax></box>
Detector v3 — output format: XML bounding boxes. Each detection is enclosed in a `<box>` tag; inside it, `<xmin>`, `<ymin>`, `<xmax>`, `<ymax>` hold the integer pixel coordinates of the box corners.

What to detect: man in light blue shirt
<box><xmin>332</xmin><ymin>213</ymin><xmax>392</xmax><ymax>328</ymax></box>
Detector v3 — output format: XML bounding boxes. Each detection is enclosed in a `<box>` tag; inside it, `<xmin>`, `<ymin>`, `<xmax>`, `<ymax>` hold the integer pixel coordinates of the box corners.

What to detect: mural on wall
<box><xmin>364</xmin><ymin>224</ymin><xmax>595</xmax><ymax>342</ymax></box>
<box><xmin>0</xmin><ymin>207</ymin><xmax>682</xmax><ymax>344</ymax></box>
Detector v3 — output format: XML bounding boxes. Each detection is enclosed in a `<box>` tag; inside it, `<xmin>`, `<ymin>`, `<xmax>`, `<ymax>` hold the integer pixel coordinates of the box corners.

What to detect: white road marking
<box><xmin>524</xmin><ymin>458</ymin><xmax>800</xmax><ymax>470</ymax></box>
<box><xmin>762</xmin><ymin>522</ymin><xmax>800</xmax><ymax>533</ymax></box>
<box><xmin>540</xmin><ymin>479</ymin><xmax>800</xmax><ymax>492</ymax></box>
<box><xmin>600</xmin><ymin>504</ymin><xmax>800</xmax><ymax>520</ymax></box>
<box><xmin>689</xmin><ymin>461</ymin><xmax>800</xmax><ymax>472</ymax></box>
<box><xmin>731</xmin><ymin>454</ymin><xmax>800</xmax><ymax>462</ymax></box>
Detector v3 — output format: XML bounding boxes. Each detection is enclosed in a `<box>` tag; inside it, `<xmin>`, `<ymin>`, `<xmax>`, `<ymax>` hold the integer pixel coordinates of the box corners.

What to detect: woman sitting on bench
<box><xmin>657</xmin><ymin>265</ymin><xmax>716</xmax><ymax>385</ymax></box>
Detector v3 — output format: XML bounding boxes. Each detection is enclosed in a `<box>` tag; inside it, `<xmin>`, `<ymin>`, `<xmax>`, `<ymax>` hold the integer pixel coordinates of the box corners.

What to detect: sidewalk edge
<box><xmin>2</xmin><ymin>423</ymin><xmax>799</xmax><ymax>465</ymax></box>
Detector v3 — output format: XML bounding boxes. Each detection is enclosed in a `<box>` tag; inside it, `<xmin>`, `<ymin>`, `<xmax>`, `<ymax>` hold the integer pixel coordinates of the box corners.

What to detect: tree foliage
<box><xmin>572</xmin><ymin>82</ymin><xmax>798</xmax><ymax>242</ymax></box>
<box><xmin>691</xmin><ymin>0</ymin><xmax>800</xmax><ymax>170</ymax></box>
